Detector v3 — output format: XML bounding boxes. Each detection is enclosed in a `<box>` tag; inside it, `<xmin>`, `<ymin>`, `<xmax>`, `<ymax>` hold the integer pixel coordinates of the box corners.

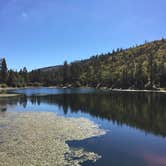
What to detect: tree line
<box><xmin>0</xmin><ymin>58</ymin><xmax>28</xmax><ymax>87</ymax></box>
<box><xmin>0</xmin><ymin>39</ymin><xmax>166</xmax><ymax>89</ymax></box>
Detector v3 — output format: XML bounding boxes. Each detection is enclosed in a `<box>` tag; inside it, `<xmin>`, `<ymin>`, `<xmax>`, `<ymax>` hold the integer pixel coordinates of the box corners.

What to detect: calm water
<box><xmin>1</xmin><ymin>88</ymin><xmax>166</xmax><ymax>166</ymax></box>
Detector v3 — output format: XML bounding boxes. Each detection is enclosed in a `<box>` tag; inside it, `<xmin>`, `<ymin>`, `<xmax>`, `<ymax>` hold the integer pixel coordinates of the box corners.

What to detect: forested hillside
<box><xmin>1</xmin><ymin>39</ymin><xmax>166</xmax><ymax>89</ymax></box>
<box><xmin>31</xmin><ymin>39</ymin><xmax>166</xmax><ymax>89</ymax></box>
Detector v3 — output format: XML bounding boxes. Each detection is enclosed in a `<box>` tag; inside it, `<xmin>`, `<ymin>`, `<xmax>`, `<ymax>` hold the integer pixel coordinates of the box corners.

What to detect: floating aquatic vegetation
<box><xmin>0</xmin><ymin>112</ymin><xmax>105</xmax><ymax>166</ymax></box>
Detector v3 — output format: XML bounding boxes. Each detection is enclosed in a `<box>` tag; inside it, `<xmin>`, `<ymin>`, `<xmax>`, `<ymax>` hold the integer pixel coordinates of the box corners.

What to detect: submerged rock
<box><xmin>0</xmin><ymin>112</ymin><xmax>105</xmax><ymax>166</ymax></box>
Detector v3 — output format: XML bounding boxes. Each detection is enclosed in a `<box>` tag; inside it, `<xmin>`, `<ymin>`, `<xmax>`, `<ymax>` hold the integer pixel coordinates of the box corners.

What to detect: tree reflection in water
<box><xmin>1</xmin><ymin>92</ymin><xmax>166</xmax><ymax>137</ymax></box>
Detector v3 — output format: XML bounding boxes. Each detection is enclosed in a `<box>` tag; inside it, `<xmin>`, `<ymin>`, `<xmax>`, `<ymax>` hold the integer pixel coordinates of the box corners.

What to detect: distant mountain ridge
<box><xmin>37</xmin><ymin>65</ymin><xmax>63</xmax><ymax>72</ymax></box>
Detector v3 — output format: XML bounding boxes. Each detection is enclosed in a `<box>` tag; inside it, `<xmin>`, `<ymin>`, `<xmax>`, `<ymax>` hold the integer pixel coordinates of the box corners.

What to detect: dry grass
<box><xmin>0</xmin><ymin>94</ymin><xmax>20</xmax><ymax>97</ymax></box>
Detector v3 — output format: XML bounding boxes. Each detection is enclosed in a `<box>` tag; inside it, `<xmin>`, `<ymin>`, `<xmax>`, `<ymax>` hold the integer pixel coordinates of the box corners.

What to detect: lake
<box><xmin>1</xmin><ymin>88</ymin><xmax>166</xmax><ymax>166</ymax></box>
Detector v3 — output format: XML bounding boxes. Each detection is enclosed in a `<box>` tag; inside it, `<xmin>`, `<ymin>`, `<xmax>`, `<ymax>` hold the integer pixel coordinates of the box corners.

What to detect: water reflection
<box><xmin>1</xmin><ymin>92</ymin><xmax>166</xmax><ymax>137</ymax></box>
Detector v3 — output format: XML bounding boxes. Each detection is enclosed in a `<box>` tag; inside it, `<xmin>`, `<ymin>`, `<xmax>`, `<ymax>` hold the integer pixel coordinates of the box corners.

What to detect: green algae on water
<box><xmin>0</xmin><ymin>112</ymin><xmax>105</xmax><ymax>166</ymax></box>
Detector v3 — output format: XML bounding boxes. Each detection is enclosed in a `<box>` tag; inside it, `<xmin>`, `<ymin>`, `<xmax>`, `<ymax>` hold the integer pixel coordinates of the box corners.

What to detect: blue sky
<box><xmin>0</xmin><ymin>0</ymin><xmax>166</xmax><ymax>71</ymax></box>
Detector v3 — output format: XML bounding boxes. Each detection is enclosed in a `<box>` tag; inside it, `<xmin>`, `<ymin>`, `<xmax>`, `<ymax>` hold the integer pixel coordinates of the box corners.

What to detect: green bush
<box><xmin>33</xmin><ymin>82</ymin><xmax>43</xmax><ymax>87</ymax></box>
<box><xmin>0</xmin><ymin>84</ymin><xmax>8</xmax><ymax>88</ymax></box>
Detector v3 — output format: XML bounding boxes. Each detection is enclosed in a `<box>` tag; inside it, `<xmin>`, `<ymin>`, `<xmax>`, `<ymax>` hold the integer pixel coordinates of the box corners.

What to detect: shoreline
<box><xmin>0</xmin><ymin>94</ymin><xmax>21</xmax><ymax>97</ymax></box>
<box><xmin>109</xmin><ymin>88</ymin><xmax>166</xmax><ymax>93</ymax></box>
<box><xmin>0</xmin><ymin>86</ymin><xmax>166</xmax><ymax>94</ymax></box>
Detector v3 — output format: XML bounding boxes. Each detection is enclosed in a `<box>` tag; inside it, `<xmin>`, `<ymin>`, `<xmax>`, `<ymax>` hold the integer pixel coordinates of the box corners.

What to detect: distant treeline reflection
<box><xmin>1</xmin><ymin>93</ymin><xmax>166</xmax><ymax>137</ymax></box>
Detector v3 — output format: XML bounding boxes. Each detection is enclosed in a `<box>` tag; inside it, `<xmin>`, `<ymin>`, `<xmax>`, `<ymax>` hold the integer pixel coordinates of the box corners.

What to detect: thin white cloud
<box><xmin>21</xmin><ymin>11</ymin><xmax>28</xmax><ymax>19</ymax></box>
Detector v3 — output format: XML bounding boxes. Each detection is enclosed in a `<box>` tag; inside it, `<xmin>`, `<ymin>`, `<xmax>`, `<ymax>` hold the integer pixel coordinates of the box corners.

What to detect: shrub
<box><xmin>0</xmin><ymin>84</ymin><xmax>8</xmax><ymax>88</ymax></box>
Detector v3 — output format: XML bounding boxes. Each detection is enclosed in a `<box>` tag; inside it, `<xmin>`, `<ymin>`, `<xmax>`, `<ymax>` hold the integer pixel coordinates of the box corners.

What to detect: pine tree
<box><xmin>0</xmin><ymin>58</ymin><xmax>8</xmax><ymax>84</ymax></box>
<box><xmin>63</xmin><ymin>61</ymin><xmax>70</xmax><ymax>84</ymax></box>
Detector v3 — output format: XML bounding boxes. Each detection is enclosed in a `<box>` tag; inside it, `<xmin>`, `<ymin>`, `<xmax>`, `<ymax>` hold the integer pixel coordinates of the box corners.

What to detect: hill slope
<box><xmin>31</xmin><ymin>39</ymin><xmax>166</xmax><ymax>89</ymax></box>
<box><xmin>38</xmin><ymin>65</ymin><xmax>62</xmax><ymax>72</ymax></box>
